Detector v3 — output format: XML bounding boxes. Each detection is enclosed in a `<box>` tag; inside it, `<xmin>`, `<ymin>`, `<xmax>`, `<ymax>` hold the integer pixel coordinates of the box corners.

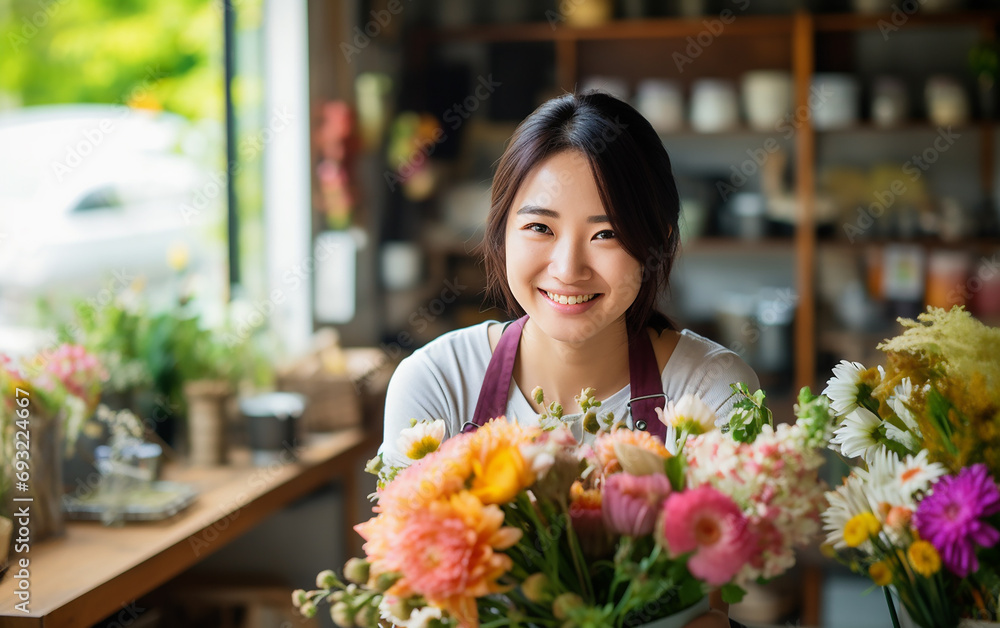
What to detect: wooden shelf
<box><xmin>0</xmin><ymin>429</ymin><xmax>374</xmax><ymax>628</ymax></box>
<box><xmin>423</xmin><ymin>15</ymin><xmax>794</xmax><ymax>43</ymax></box>
<box><xmin>814</xmin><ymin>10</ymin><xmax>1000</xmax><ymax>33</ymax></box>
<box><xmin>818</xmin><ymin>236</ymin><xmax>1000</xmax><ymax>253</ymax></box>
<box><xmin>814</xmin><ymin>121</ymin><xmax>994</xmax><ymax>134</ymax></box>
<box><xmin>682</xmin><ymin>237</ymin><xmax>796</xmax><ymax>254</ymax></box>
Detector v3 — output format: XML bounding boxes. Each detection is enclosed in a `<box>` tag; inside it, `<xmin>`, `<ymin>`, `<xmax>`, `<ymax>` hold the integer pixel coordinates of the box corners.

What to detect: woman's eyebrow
<box><xmin>516</xmin><ymin>205</ymin><xmax>609</xmax><ymax>223</ymax></box>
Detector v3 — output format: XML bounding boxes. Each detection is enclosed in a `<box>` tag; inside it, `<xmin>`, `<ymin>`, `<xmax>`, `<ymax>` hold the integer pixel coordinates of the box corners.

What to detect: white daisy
<box><xmin>396</xmin><ymin>419</ymin><xmax>446</xmax><ymax>462</ymax></box>
<box><xmin>823</xmin><ymin>472</ymin><xmax>875</xmax><ymax>551</ymax></box>
<box><xmin>655</xmin><ymin>393</ymin><xmax>716</xmax><ymax>435</ymax></box>
<box><xmin>861</xmin><ymin>447</ymin><xmax>908</xmax><ymax>510</ymax></box>
<box><xmin>896</xmin><ymin>450</ymin><xmax>947</xmax><ymax>502</ymax></box>
<box><xmin>830</xmin><ymin>407</ymin><xmax>884</xmax><ymax>462</ymax></box>
<box><xmin>823</xmin><ymin>360</ymin><xmax>867</xmax><ymax>417</ymax></box>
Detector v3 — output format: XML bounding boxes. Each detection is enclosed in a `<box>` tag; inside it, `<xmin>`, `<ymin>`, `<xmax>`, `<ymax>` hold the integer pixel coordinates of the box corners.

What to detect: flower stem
<box><xmin>883</xmin><ymin>587</ymin><xmax>902</xmax><ymax>628</ymax></box>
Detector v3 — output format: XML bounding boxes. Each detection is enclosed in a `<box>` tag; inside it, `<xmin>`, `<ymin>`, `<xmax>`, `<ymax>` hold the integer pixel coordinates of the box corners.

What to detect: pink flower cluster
<box><xmin>684</xmin><ymin>423</ymin><xmax>828</xmax><ymax>584</ymax></box>
<box><xmin>38</xmin><ymin>344</ymin><xmax>107</xmax><ymax>408</ymax></box>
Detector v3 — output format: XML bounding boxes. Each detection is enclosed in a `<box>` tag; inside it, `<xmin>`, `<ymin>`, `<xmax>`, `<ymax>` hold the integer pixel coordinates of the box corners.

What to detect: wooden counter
<box><xmin>0</xmin><ymin>429</ymin><xmax>373</xmax><ymax>628</ymax></box>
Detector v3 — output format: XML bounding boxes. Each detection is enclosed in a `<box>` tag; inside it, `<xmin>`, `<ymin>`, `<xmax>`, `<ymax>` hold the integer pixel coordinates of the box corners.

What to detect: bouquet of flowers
<box><xmin>820</xmin><ymin>306</ymin><xmax>1000</xmax><ymax>628</ymax></box>
<box><xmin>295</xmin><ymin>383</ymin><xmax>834</xmax><ymax>628</ymax></box>
<box><xmin>1</xmin><ymin>344</ymin><xmax>107</xmax><ymax>546</ymax></box>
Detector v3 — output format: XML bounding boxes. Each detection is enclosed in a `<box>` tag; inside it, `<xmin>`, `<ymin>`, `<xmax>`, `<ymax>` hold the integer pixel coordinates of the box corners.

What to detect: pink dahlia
<box><xmin>913</xmin><ymin>464</ymin><xmax>1000</xmax><ymax>577</ymax></box>
<box><xmin>660</xmin><ymin>486</ymin><xmax>756</xmax><ymax>586</ymax></box>
<box><xmin>603</xmin><ymin>473</ymin><xmax>673</xmax><ymax>537</ymax></box>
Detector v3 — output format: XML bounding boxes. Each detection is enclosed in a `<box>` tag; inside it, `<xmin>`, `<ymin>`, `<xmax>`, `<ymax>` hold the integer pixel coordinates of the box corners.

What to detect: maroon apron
<box><xmin>463</xmin><ymin>315</ymin><xmax>667</xmax><ymax>440</ymax></box>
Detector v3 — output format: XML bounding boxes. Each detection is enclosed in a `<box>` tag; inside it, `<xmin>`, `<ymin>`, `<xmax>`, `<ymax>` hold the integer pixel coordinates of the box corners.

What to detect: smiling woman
<box><xmin>380</xmin><ymin>90</ymin><xmax>758</xmax><ymax>628</ymax></box>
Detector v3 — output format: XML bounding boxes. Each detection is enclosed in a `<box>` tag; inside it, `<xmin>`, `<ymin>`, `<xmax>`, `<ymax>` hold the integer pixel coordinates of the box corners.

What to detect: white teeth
<box><xmin>545</xmin><ymin>291</ymin><xmax>596</xmax><ymax>305</ymax></box>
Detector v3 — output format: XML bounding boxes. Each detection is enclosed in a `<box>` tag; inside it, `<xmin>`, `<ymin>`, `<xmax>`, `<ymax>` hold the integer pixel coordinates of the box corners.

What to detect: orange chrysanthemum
<box><xmin>593</xmin><ymin>427</ymin><xmax>672</xmax><ymax>474</ymax></box>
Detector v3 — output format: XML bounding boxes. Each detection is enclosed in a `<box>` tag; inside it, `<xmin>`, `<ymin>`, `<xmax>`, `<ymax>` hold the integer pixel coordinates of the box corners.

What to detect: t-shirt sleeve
<box><xmin>698</xmin><ymin>352</ymin><xmax>760</xmax><ymax>424</ymax></box>
<box><xmin>379</xmin><ymin>352</ymin><xmax>457</xmax><ymax>469</ymax></box>
<box><xmin>665</xmin><ymin>337</ymin><xmax>761</xmax><ymax>425</ymax></box>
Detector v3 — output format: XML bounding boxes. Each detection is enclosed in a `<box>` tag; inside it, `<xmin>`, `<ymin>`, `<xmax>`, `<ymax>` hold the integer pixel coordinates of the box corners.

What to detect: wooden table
<box><xmin>0</xmin><ymin>429</ymin><xmax>373</xmax><ymax>628</ymax></box>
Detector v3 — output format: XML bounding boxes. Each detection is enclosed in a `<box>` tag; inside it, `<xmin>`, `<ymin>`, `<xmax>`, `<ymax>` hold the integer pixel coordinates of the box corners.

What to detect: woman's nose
<box><xmin>548</xmin><ymin>238</ymin><xmax>591</xmax><ymax>284</ymax></box>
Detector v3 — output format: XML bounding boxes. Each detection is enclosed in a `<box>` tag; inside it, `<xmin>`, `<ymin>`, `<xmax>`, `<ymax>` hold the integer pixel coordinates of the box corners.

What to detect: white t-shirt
<box><xmin>380</xmin><ymin>320</ymin><xmax>759</xmax><ymax>468</ymax></box>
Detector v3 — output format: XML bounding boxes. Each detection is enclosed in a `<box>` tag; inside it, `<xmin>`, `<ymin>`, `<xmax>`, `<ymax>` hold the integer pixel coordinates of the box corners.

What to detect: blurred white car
<box><xmin>0</xmin><ymin>104</ymin><xmax>224</xmax><ymax>329</ymax></box>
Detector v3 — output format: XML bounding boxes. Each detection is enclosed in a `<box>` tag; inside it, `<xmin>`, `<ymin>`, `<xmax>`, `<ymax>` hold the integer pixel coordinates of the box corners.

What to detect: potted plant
<box><xmin>0</xmin><ymin>346</ymin><xmax>105</xmax><ymax>546</ymax></box>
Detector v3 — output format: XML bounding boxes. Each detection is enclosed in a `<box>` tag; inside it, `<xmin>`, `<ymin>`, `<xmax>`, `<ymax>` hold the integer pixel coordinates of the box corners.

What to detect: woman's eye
<box><xmin>593</xmin><ymin>229</ymin><xmax>616</xmax><ymax>240</ymax></box>
<box><xmin>525</xmin><ymin>223</ymin><xmax>552</xmax><ymax>235</ymax></box>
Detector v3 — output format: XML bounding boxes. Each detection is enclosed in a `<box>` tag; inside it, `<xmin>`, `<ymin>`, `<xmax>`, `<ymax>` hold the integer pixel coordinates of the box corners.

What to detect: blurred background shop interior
<box><xmin>1</xmin><ymin>0</ymin><xmax>999</xmax><ymax>626</ymax></box>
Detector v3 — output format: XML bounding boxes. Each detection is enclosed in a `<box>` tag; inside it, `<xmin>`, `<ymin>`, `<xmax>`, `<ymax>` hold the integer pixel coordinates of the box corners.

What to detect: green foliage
<box><xmin>664</xmin><ymin>455</ymin><xmax>686</xmax><ymax>493</ymax></box>
<box><xmin>720</xmin><ymin>583</ymin><xmax>746</xmax><ymax>605</ymax></box>
<box><xmin>878</xmin><ymin>306</ymin><xmax>1000</xmax><ymax>390</ymax></box>
<box><xmin>725</xmin><ymin>382</ymin><xmax>772</xmax><ymax>444</ymax></box>
<box><xmin>0</xmin><ymin>0</ymin><xmax>222</xmax><ymax>120</ymax></box>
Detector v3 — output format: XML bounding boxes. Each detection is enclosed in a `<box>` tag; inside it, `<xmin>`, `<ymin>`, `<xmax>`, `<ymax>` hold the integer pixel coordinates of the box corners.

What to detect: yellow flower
<box><xmin>470</xmin><ymin>445</ymin><xmax>534</xmax><ymax>505</ymax></box>
<box><xmin>167</xmin><ymin>242</ymin><xmax>190</xmax><ymax>272</ymax></box>
<box><xmin>908</xmin><ymin>540</ymin><xmax>941</xmax><ymax>578</ymax></box>
<box><xmin>869</xmin><ymin>561</ymin><xmax>892</xmax><ymax>587</ymax></box>
<box><xmin>843</xmin><ymin>512</ymin><xmax>881</xmax><ymax>548</ymax></box>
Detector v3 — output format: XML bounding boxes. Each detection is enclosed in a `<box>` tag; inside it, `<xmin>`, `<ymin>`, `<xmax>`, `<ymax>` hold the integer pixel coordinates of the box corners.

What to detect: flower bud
<box><xmin>344</xmin><ymin>557</ymin><xmax>370</xmax><ymax>584</ymax></box>
<box><xmin>548</xmin><ymin>402</ymin><xmax>563</xmax><ymax>419</ymax></box>
<box><xmin>354</xmin><ymin>604</ymin><xmax>378</xmax><ymax>628</ymax></box>
<box><xmin>552</xmin><ymin>592</ymin><xmax>584</xmax><ymax>620</ymax></box>
<box><xmin>521</xmin><ymin>573</ymin><xmax>551</xmax><ymax>603</ymax></box>
<box><xmin>330</xmin><ymin>590</ymin><xmax>346</xmax><ymax>603</ymax></box>
<box><xmin>364</xmin><ymin>455</ymin><xmax>383</xmax><ymax>475</ymax></box>
<box><xmin>299</xmin><ymin>601</ymin><xmax>317</xmax><ymax>619</ymax></box>
<box><xmin>331</xmin><ymin>601</ymin><xmax>353</xmax><ymax>626</ymax></box>
<box><xmin>532</xmin><ymin>386</ymin><xmax>545</xmax><ymax>405</ymax></box>
<box><xmin>386</xmin><ymin>596</ymin><xmax>413</xmax><ymax>622</ymax></box>
<box><xmin>375</xmin><ymin>571</ymin><xmax>403</xmax><ymax>592</ymax></box>
<box><xmin>582</xmin><ymin>410</ymin><xmax>600</xmax><ymax>435</ymax></box>
<box><xmin>316</xmin><ymin>569</ymin><xmax>338</xmax><ymax>589</ymax></box>
<box><xmin>291</xmin><ymin>589</ymin><xmax>308</xmax><ymax>607</ymax></box>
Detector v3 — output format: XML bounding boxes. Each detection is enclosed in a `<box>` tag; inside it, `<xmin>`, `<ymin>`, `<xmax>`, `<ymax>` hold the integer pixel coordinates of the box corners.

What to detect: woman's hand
<box><xmin>683</xmin><ymin>609</ymin><xmax>731</xmax><ymax>628</ymax></box>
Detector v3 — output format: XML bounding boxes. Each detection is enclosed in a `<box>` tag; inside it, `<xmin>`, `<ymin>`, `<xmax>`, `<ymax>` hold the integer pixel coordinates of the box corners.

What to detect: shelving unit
<box><xmin>399</xmin><ymin>7</ymin><xmax>1000</xmax><ymax>397</ymax></box>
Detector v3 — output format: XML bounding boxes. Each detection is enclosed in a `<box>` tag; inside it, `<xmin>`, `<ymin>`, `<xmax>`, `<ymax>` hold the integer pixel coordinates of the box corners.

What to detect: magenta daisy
<box><xmin>913</xmin><ymin>464</ymin><xmax>1000</xmax><ymax>577</ymax></box>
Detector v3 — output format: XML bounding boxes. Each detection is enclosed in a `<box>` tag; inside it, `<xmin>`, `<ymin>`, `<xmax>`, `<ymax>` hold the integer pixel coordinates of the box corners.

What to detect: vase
<box><xmin>10</xmin><ymin>412</ymin><xmax>66</xmax><ymax>544</ymax></box>
<box><xmin>184</xmin><ymin>380</ymin><xmax>233</xmax><ymax>466</ymax></box>
<box><xmin>637</xmin><ymin>597</ymin><xmax>712</xmax><ymax>628</ymax></box>
<box><xmin>0</xmin><ymin>514</ymin><xmax>11</xmax><ymax>581</ymax></box>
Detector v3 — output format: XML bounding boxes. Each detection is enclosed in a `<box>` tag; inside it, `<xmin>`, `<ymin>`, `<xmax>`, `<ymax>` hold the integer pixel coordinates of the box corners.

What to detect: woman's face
<box><xmin>505</xmin><ymin>150</ymin><xmax>642</xmax><ymax>345</ymax></box>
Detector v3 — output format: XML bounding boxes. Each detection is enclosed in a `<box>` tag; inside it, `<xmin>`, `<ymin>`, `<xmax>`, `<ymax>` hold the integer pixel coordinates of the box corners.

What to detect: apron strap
<box><xmin>464</xmin><ymin>315</ymin><xmax>528</xmax><ymax>433</ymax></box>
<box><xmin>465</xmin><ymin>316</ymin><xmax>666</xmax><ymax>441</ymax></box>
<box><xmin>627</xmin><ymin>328</ymin><xmax>666</xmax><ymax>439</ymax></box>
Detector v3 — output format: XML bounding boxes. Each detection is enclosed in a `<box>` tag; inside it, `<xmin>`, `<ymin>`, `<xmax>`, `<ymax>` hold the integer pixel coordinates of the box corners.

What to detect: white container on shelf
<box><xmin>811</xmin><ymin>73</ymin><xmax>860</xmax><ymax>130</ymax></box>
<box><xmin>926</xmin><ymin>75</ymin><xmax>969</xmax><ymax>126</ymax></box>
<box><xmin>741</xmin><ymin>70</ymin><xmax>792</xmax><ymax>131</ymax></box>
<box><xmin>635</xmin><ymin>79</ymin><xmax>685</xmax><ymax>133</ymax></box>
<box><xmin>690</xmin><ymin>78</ymin><xmax>740</xmax><ymax>133</ymax></box>
<box><xmin>871</xmin><ymin>75</ymin><xmax>909</xmax><ymax>128</ymax></box>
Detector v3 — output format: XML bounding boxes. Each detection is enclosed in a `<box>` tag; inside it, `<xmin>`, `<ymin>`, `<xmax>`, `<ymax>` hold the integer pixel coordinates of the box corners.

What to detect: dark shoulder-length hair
<box><xmin>481</xmin><ymin>90</ymin><xmax>681</xmax><ymax>335</ymax></box>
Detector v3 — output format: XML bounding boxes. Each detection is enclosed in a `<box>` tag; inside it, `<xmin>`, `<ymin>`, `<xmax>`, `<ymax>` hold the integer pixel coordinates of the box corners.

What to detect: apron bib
<box><xmin>463</xmin><ymin>315</ymin><xmax>667</xmax><ymax>440</ymax></box>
